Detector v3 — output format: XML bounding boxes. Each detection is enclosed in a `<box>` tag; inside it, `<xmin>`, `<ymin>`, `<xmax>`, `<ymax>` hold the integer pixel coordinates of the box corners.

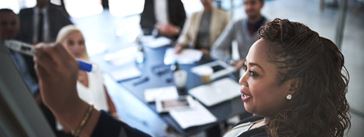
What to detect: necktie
<box><xmin>38</xmin><ymin>11</ymin><xmax>44</xmax><ymax>43</ymax></box>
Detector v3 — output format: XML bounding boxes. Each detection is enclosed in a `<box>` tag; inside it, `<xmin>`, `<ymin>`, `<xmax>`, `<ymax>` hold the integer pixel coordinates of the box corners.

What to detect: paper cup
<box><xmin>174</xmin><ymin>70</ymin><xmax>188</xmax><ymax>88</ymax></box>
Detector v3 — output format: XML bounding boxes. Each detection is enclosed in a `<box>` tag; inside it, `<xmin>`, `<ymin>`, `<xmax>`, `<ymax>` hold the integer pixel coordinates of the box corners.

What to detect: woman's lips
<box><xmin>240</xmin><ymin>89</ymin><xmax>252</xmax><ymax>102</ymax></box>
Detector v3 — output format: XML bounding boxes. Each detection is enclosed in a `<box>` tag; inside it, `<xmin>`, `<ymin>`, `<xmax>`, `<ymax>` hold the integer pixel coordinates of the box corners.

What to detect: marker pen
<box><xmin>4</xmin><ymin>40</ymin><xmax>93</xmax><ymax>72</ymax></box>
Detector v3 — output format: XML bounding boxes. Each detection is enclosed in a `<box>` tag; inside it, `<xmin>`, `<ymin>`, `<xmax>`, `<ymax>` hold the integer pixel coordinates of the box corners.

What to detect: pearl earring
<box><xmin>286</xmin><ymin>94</ymin><xmax>292</xmax><ymax>100</ymax></box>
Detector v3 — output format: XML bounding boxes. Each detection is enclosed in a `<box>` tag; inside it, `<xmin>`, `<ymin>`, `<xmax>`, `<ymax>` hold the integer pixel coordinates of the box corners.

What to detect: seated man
<box><xmin>0</xmin><ymin>8</ymin><xmax>38</xmax><ymax>94</ymax></box>
<box><xmin>175</xmin><ymin>0</ymin><xmax>229</xmax><ymax>57</ymax></box>
<box><xmin>140</xmin><ymin>0</ymin><xmax>186</xmax><ymax>40</ymax></box>
<box><xmin>211</xmin><ymin>0</ymin><xmax>267</xmax><ymax>69</ymax></box>
<box><xmin>17</xmin><ymin>0</ymin><xmax>72</xmax><ymax>44</ymax></box>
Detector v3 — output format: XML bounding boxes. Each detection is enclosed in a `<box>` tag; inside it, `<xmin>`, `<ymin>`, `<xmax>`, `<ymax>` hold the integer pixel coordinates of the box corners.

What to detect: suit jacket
<box><xmin>17</xmin><ymin>4</ymin><xmax>72</xmax><ymax>44</ymax></box>
<box><xmin>140</xmin><ymin>0</ymin><xmax>186</xmax><ymax>39</ymax></box>
<box><xmin>177</xmin><ymin>8</ymin><xmax>229</xmax><ymax>49</ymax></box>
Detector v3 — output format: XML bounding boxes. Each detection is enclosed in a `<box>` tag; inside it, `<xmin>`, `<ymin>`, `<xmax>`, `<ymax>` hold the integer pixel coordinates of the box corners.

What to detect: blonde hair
<box><xmin>56</xmin><ymin>25</ymin><xmax>89</xmax><ymax>59</ymax></box>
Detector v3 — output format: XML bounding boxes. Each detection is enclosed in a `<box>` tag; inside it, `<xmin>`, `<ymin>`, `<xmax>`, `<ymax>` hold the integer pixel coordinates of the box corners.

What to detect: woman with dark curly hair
<box><xmin>224</xmin><ymin>18</ymin><xmax>351</xmax><ymax>137</ymax></box>
<box><xmin>33</xmin><ymin>18</ymin><xmax>350</xmax><ymax>137</ymax></box>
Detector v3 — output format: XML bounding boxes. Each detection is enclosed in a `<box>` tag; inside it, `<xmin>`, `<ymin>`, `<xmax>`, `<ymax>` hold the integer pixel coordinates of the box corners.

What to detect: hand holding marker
<box><xmin>4</xmin><ymin>40</ymin><xmax>93</xmax><ymax>72</ymax></box>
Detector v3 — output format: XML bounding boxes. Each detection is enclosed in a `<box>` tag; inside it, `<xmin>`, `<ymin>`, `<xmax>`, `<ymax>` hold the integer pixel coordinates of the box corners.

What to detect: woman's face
<box><xmin>239</xmin><ymin>38</ymin><xmax>292</xmax><ymax>116</ymax></box>
<box><xmin>62</xmin><ymin>31</ymin><xmax>85</xmax><ymax>58</ymax></box>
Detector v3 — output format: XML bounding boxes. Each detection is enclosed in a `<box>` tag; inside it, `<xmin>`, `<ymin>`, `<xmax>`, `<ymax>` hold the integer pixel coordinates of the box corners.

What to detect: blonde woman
<box><xmin>56</xmin><ymin>25</ymin><xmax>117</xmax><ymax>117</ymax></box>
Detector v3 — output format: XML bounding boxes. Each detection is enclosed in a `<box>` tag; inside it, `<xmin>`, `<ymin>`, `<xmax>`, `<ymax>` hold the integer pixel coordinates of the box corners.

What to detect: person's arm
<box><xmin>175</xmin><ymin>13</ymin><xmax>195</xmax><ymax>54</ymax></box>
<box><xmin>92</xmin><ymin>111</ymin><xmax>151</xmax><ymax>137</ymax></box>
<box><xmin>211</xmin><ymin>20</ymin><xmax>236</xmax><ymax>61</ymax></box>
<box><xmin>34</xmin><ymin>43</ymin><xmax>150</xmax><ymax>137</ymax></box>
<box><xmin>156</xmin><ymin>23</ymin><xmax>181</xmax><ymax>37</ymax></box>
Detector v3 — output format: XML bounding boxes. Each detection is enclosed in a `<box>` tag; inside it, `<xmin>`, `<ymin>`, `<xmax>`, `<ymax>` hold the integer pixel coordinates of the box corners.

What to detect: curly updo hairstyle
<box><xmin>258</xmin><ymin>18</ymin><xmax>350</xmax><ymax>137</ymax></box>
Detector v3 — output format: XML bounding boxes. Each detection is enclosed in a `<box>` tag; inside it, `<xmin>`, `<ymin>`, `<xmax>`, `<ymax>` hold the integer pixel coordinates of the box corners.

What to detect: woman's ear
<box><xmin>281</xmin><ymin>79</ymin><xmax>299</xmax><ymax>101</ymax></box>
<box><xmin>287</xmin><ymin>79</ymin><xmax>299</xmax><ymax>95</ymax></box>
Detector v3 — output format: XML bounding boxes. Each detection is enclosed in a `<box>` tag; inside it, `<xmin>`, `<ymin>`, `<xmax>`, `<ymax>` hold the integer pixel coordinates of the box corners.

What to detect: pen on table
<box><xmin>133</xmin><ymin>76</ymin><xmax>149</xmax><ymax>86</ymax></box>
<box><xmin>4</xmin><ymin>40</ymin><xmax>93</xmax><ymax>72</ymax></box>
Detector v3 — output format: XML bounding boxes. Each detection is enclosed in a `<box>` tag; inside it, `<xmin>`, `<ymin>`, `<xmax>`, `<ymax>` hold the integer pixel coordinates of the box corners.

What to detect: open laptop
<box><xmin>0</xmin><ymin>41</ymin><xmax>55</xmax><ymax>137</ymax></box>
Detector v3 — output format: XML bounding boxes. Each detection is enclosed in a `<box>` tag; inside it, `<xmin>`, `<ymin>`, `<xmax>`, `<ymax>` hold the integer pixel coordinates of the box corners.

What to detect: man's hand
<box><xmin>156</xmin><ymin>23</ymin><xmax>180</xmax><ymax>37</ymax></box>
<box><xmin>174</xmin><ymin>44</ymin><xmax>184</xmax><ymax>54</ymax></box>
<box><xmin>199</xmin><ymin>49</ymin><xmax>210</xmax><ymax>56</ymax></box>
<box><xmin>34</xmin><ymin>43</ymin><xmax>89</xmax><ymax>131</ymax></box>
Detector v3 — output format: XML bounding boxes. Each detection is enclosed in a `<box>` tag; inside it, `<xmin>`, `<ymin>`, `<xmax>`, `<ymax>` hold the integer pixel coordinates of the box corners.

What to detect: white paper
<box><xmin>164</xmin><ymin>48</ymin><xmax>203</xmax><ymax>65</ymax></box>
<box><xmin>189</xmin><ymin>78</ymin><xmax>241</xmax><ymax>106</ymax></box>
<box><xmin>170</xmin><ymin>98</ymin><xmax>217</xmax><ymax>129</ymax></box>
<box><xmin>140</xmin><ymin>36</ymin><xmax>171</xmax><ymax>48</ymax></box>
<box><xmin>156</xmin><ymin>96</ymin><xmax>193</xmax><ymax>113</ymax></box>
<box><xmin>144</xmin><ymin>86</ymin><xmax>179</xmax><ymax>102</ymax></box>
<box><xmin>103</xmin><ymin>46</ymin><xmax>138</xmax><ymax>66</ymax></box>
<box><xmin>109</xmin><ymin>65</ymin><xmax>141</xmax><ymax>81</ymax></box>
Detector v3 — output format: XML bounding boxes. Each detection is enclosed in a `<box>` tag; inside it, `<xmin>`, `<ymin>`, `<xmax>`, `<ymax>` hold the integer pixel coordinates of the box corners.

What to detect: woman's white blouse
<box><xmin>223</xmin><ymin>122</ymin><xmax>253</xmax><ymax>137</ymax></box>
<box><xmin>76</xmin><ymin>65</ymin><xmax>109</xmax><ymax>111</ymax></box>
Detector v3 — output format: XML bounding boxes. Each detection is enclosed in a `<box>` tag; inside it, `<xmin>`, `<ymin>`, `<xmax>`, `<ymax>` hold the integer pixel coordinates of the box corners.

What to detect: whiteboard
<box><xmin>0</xmin><ymin>41</ymin><xmax>55</xmax><ymax>137</ymax></box>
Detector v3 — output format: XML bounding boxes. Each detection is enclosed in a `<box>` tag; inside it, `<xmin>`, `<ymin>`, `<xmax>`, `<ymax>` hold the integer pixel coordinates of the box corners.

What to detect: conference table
<box><xmin>94</xmin><ymin>42</ymin><xmax>247</xmax><ymax>136</ymax></box>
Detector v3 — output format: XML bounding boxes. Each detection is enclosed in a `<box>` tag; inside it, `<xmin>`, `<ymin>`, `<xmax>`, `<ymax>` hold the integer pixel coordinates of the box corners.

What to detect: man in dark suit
<box><xmin>0</xmin><ymin>8</ymin><xmax>38</xmax><ymax>94</ymax></box>
<box><xmin>17</xmin><ymin>0</ymin><xmax>72</xmax><ymax>44</ymax></box>
<box><xmin>140</xmin><ymin>0</ymin><xmax>186</xmax><ymax>40</ymax></box>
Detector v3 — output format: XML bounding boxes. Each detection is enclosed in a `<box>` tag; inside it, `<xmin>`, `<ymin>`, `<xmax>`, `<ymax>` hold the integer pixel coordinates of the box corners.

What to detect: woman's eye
<box><xmin>78</xmin><ymin>40</ymin><xmax>85</xmax><ymax>45</ymax></box>
<box><xmin>248</xmin><ymin>70</ymin><xmax>258</xmax><ymax>77</ymax></box>
<box><xmin>68</xmin><ymin>41</ymin><xmax>74</xmax><ymax>46</ymax></box>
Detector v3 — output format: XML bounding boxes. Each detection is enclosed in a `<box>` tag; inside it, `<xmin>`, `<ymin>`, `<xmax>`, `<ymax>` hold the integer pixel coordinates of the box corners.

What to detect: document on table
<box><xmin>170</xmin><ymin>98</ymin><xmax>217</xmax><ymax>129</ymax></box>
<box><xmin>144</xmin><ymin>86</ymin><xmax>179</xmax><ymax>102</ymax></box>
<box><xmin>103</xmin><ymin>46</ymin><xmax>138</xmax><ymax>66</ymax></box>
<box><xmin>189</xmin><ymin>78</ymin><xmax>241</xmax><ymax>106</ymax></box>
<box><xmin>140</xmin><ymin>36</ymin><xmax>171</xmax><ymax>48</ymax></box>
<box><xmin>164</xmin><ymin>48</ymin><xmax>203</xmax><ymax>65</ymax></box>
<box><xmin>109</xmin><ymin>64</ymin><xmax>141</xmax><ymax>81</ymax></box>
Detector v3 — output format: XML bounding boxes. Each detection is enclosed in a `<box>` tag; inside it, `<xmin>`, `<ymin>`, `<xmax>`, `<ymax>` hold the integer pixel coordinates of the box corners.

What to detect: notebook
<box><xmin>189</xmin><ymin>78</ymin><xmax>241</xmax><ymax>106</ymax></box>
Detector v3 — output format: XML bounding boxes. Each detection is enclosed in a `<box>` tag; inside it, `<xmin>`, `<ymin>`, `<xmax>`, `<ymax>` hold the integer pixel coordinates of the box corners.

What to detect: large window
<box><xmin>64</xmin><ymin>0</ymin><xmax>103</xmax><ymax>18</ymax></box>
<box><xmin>182</xmin><ymin>0</ymin><xmax>203</xmax><ymax>16</ymax></box>
<box><xmin>109</xmin><ymin>0</ymin><xmax>144</xmax><ymax>17</ymax></box>
<box><xmin>0</xmin><ymin>0</ymin><xmax>24</xmax><ymax>13</ymax></box>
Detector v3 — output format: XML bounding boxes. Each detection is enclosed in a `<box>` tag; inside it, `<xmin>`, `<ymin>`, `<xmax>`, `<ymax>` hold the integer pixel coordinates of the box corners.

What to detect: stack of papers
<box><xmin>164</xmin><ymin>48</ymin><xmax>203</xmax><ymax>65</ymax></box>
<box><xmin>109</xmin><ymin>64</ymin><xmax>141</xmax><ymax>81</ymax></box>
<box><xmin>103</xmin><ymin>46</ymin><xmax>138</xmax><ymax>66</ymax></box>
<box><xmin>140</xmin><ymin>36</ymin><xmax>171</xmax><ymax>48</ymax></box>
<box><xmin>170</xmin><ymin>98</ymin><xmax>217</xmax><ymax>129</ymax></box>
<box><xmin>189</xmin><ymin>78</ymin><xmax>241</xmax><ymax>106</ymax></box>
<box><xmin>156</xmin><ymin>96</ymin><xmax>193</xmax><ymax>113</ymax></box>
<box><xmin>144</xmin><ymin>86</ymin><xmax>179</xmax><ymax>102</ymax></box>
<box><xmin>104</xmin><ymin>46</ymin><xmax>142</xmax><ymax>81</ymax></box>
